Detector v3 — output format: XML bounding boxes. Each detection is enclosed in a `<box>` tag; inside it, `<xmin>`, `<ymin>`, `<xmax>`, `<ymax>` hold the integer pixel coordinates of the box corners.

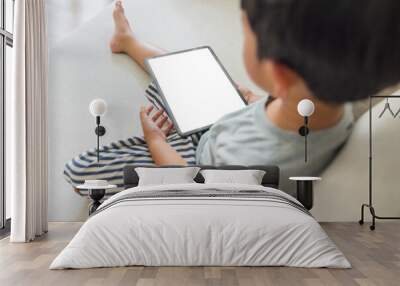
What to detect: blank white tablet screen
<box><xmin>147</xmin><ymin>47</ymin><xmax>246</xmax><ymax>135</ymax></box>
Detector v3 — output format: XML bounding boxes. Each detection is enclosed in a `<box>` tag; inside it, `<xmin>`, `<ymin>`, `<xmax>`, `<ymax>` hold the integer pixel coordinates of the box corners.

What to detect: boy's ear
<box><xmin>261</xmin><ymin>60</ymin><xmax>299</xmax><ymax>99</ymax></box>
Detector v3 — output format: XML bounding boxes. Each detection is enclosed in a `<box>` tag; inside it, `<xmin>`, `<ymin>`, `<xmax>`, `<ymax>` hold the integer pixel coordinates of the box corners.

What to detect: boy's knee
<box><xmin>63</xmin><ymin>158</ymin><xmax>87</xmax><ymax>188</ymax></box>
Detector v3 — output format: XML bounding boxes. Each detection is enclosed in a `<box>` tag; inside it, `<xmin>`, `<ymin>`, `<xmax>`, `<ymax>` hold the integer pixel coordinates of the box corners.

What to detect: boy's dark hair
<box><xmin>241</xmin><ymin>0</ymin><xmax>400</xmax><ymax>103</ymax></box>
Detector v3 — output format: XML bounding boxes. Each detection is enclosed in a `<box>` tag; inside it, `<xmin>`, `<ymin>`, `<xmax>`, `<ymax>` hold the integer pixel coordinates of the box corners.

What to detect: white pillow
<box><xmin>136</xmin><ymin>167</ymin><xmax>200</xmax><ymax>186</ymax></box>
<box><xmin>200</xmin><ymin>169</ymin><xmax>266</xmax><ymax>185</ymax></box>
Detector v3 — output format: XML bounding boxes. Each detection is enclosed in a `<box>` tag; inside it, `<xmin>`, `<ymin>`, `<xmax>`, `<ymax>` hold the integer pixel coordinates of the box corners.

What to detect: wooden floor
<box><xmin>0</xmin><ymin>222</ymin><xmax>399</xmax><ymax>286</ymax></box>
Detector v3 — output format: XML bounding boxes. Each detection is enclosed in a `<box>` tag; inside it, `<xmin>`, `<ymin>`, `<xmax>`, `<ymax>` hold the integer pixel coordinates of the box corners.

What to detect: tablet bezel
<box><xmin>145</xmin><ymin>46</ymin><xmax>247</xmax><ymax>137</ymax></box>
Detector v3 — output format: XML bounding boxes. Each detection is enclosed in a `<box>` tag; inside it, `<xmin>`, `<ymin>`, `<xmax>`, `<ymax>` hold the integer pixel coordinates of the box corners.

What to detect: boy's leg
<box><xmin>109</xmin><ymin>1</ymin><xmax>206</xmax><ymax>143</ymax></box>
<box><xmin>63</xmin><ymin>87</ymin><xmax>198</xmax><ymax>192</ymax></box>
<box><xmin>64</xmin><ymin>137</ymin><xmax>155</xmax><ymax>191</ymax></box>
<box><xmin>63</xmin><ymin>2</ymin><xmax>203</xmax><ymax>192</ymax></box>
<box><xmin>110</xmin><ymin>1</ymin><xmax>166</xmax><ymax>72</ymax></box>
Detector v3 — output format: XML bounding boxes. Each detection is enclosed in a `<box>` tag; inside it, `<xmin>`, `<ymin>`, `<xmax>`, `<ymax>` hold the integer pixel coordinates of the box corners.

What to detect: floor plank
<box><xmin>0</xmin><ymin>222</ymin><xmax>399</xmax><ymax>286</ymax></box>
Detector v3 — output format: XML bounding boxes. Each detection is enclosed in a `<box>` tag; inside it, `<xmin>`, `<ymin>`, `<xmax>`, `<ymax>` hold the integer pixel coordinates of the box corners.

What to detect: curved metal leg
<box><xmin>359</xmin><ymin>204</ymin><xmax>377</xmax><ymax>230</ymax></box>
<box><xmin>369</xmin><ymin>206</ymin><xmax>376</xmax><ymax>231</ymax></box>
<box><xmin>359</xmin><ymin>204</ymin><xmax>367</xmax><ymax>225</ymax></box>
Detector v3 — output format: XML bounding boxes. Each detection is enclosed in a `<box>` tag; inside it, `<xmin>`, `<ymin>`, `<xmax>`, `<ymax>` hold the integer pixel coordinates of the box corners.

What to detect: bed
<box><xmin>50</xmin><ymin>165</ymin><xmax>350</xmax><ymax>269</ymax></box>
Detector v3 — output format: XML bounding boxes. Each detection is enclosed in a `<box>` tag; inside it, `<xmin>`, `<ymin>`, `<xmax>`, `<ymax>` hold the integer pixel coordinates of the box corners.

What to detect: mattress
<box><xmin>50</xmin><ymin>183</ymin><xmax>350</xmax><ymax>269</ymax></box>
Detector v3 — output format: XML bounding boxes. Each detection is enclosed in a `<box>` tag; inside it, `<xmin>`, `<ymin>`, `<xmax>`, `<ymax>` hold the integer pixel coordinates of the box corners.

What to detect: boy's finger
<box><xmin>152</xmin><ymin>109</ymin><xmax>164</xmax><ymax>121</ymax></box>
<box><xmin>146</xmin><ymin>105</ymin><xmax>154</xmax><ymax>115</ymax></box>
<box><xmin>157</xmin><ymin>115</ymin><xmax>169</xmax><ymax>128</ymax></box>
<box><xmin>161</xmin><ymin>121</ymin><xmax>170</xmax><ymax>134</ymax></box>
<box><xmin>164</xmin><ymin>122</ymin><xmax>174</xmax><ymax>135</ymax></box>
<box><xmin>140</xmin><ymin>106</ymin><xmax>148</xmax><ymax>117</ymax></box>
<box><xmin>140</xmin><ymin>107</ymin><xmax>148</xmax><ymax>125</ymax></box>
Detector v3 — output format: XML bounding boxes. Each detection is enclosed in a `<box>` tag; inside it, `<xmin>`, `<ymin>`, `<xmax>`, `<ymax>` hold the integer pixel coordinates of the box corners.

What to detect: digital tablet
<box><xmin>146</xmin><ymin>46</ymin><xmax>247</xmax><ymax>136</ymax></box>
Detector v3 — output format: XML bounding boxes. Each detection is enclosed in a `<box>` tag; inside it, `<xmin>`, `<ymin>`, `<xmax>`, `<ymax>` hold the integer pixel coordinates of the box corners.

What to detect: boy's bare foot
<box><xmin>109</xmin><ymin>1</ymin><xmax>165</xmax><ymax>69</ymax></box>
<box><xmin>110</xmin><ymin>1</ymin><xmax>135</xmax><ymax>53</ymax></box>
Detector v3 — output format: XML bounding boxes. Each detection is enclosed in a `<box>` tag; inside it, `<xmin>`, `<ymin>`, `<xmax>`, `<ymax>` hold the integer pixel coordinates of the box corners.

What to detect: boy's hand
<box><xmin>238</xmin><ymin>85</ymin><xmax>262</xmax><ymax>104</ymax></box>
<box><xmin>140</xmin><ymin>106</ymin><xmax>174</xmax><ymax>143</ymax></box>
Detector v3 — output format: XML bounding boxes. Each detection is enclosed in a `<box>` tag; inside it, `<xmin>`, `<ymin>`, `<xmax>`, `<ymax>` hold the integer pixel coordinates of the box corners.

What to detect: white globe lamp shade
<box><xmin>297</xmin><ymin>99</ymin><xmax>315</xmax><ymax>117</ymax></box>
<box><xmin>89</xmin><ymin>99</ymin><xmax>107</xmax><ymax>117</ymax></box>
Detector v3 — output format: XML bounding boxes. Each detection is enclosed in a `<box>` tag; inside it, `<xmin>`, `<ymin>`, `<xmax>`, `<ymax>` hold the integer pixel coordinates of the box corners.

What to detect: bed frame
<box><xmin>123</xmin><ymin>165</ymin><xmax>280</xmax><ymax>189</ymax></box>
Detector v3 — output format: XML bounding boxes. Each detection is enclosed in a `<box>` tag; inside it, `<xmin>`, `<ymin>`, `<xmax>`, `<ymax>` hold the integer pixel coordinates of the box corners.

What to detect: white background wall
<box><xmin>49</xmin><ymin>0</ymin><xmax>400</xmax><ymax>222</ymax></box>
<box><xmin>312</xmin><ymin>97</ymin><xmax>400</xmax><ymax>221</ymax></box>
<box><xmin>48</xmin><ymin>0</ymin><xmax>263</xmax><ymax>221</ymax></box>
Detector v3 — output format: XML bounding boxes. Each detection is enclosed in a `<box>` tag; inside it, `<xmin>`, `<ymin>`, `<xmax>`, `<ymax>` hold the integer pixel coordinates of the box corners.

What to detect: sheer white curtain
<box><xmin>9</xmin><ymin>0</ymin><xmax>48</xmax><ymax>242</ymax></box>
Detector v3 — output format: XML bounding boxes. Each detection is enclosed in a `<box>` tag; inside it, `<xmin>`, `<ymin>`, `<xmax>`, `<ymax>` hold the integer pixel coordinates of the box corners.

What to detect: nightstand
<box><xmin>289</xmin><ymin>177</ymin><xmax>321</xmax><ymax>210</ymax></box>
<box><xmin>77</xmin><ymin>180</ymin><xmax>117</xmax><ymax>215</ymax></box>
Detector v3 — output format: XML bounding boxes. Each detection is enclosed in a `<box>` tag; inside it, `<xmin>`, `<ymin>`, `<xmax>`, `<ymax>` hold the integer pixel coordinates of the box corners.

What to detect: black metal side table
<box><xmin>87</xmin><ymin>188</ymin><xmax>106</xmax><ymax>215</ymax></box>
<box><xmin>289</xmin><ymin>177</ymin><xmax>321</xmax><ymax>210</ymax></box>
<box><xmin>77</xmin><ymin>181</ymin><xmax>117</xmax><ymax>215</ymax></box>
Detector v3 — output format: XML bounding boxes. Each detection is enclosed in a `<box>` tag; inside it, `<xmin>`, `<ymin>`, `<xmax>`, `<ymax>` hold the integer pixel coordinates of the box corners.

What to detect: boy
<box><xmin>64</xmin><ymin>0</ymin><xmax>400</xmax><ymax>194</ymax></box>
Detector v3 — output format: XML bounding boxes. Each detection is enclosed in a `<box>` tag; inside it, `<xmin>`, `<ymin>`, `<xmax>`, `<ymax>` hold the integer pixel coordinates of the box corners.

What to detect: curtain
<box><xmin>9</xmin><ymin>0</ymin><xmax>48</xmax><ymax>242</ymax></box>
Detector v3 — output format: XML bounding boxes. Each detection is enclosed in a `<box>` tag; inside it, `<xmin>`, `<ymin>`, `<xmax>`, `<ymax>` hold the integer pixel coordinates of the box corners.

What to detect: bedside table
<box><xmin>289</xmin><ymin>177</ymin><xmax>321</xmax><ymax>210</ymax></box>
<box><xmin>77</xmin><ymin>180</ymin><xmax>117</xmax><ymax>215</ymax></box>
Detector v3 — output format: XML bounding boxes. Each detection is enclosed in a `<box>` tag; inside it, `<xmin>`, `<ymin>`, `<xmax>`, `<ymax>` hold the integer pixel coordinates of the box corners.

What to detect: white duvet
<box><xmin>50</xmin><ymin>183</ymin><xmax>350</xmax><ymax>269</ymax></box>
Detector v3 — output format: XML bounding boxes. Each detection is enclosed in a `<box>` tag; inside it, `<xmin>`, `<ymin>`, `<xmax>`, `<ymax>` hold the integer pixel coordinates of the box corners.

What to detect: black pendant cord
<box><xmin>94</xmin><ymin>116</ymin><xmax>106</xmax><ymax>167</ymax></box>
<box><xmin>369</xmin><ymin>96</ymin><xmax>372</xmax><ymax>208</ymax></box>
<box><xmin>305</xmin><ymin>117</ymin><xmax>308</xmax><ymax>163</ymax></box>
<box><xmin>97</xmin><ymin>127</ymin><xmax>100</xmax><ymax>164</ymax></box>
<box><xmin>96</xmin><ymin>116</ymin><xmax>100</xmax><ymax>164</ymax></box>
<box><xmin>298</xmin><ymin>117</ymin><xmax>309</xmax><ymax>163</ymax></box>
<box><xmin>359</xmin><ymin>95</ymin><xmax>400</xmax><ymax>231</ymax></box>
<box><xmin>89</xmin><ymin>115</ymin><xmax>107</xmax><ymax>215</ymax></box>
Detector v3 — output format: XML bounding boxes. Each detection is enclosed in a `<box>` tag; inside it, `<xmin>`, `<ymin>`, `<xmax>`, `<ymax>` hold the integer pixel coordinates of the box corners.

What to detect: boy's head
<box><xmin>241</xmin><ymin>0</ymin><xmax>400</xmax><ymax>103</ymax></box>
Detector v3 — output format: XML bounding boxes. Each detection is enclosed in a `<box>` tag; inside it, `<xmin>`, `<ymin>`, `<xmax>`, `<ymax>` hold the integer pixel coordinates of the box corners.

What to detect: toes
<box><xmin>115</xmin><ymin>1</ymin><xmax>123</xmax><ymax>10</ymax></box>
<box><xmin>114</xmin><ymin>2</ymin><xmax>126</xmax><ymax>19</ymax></box>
